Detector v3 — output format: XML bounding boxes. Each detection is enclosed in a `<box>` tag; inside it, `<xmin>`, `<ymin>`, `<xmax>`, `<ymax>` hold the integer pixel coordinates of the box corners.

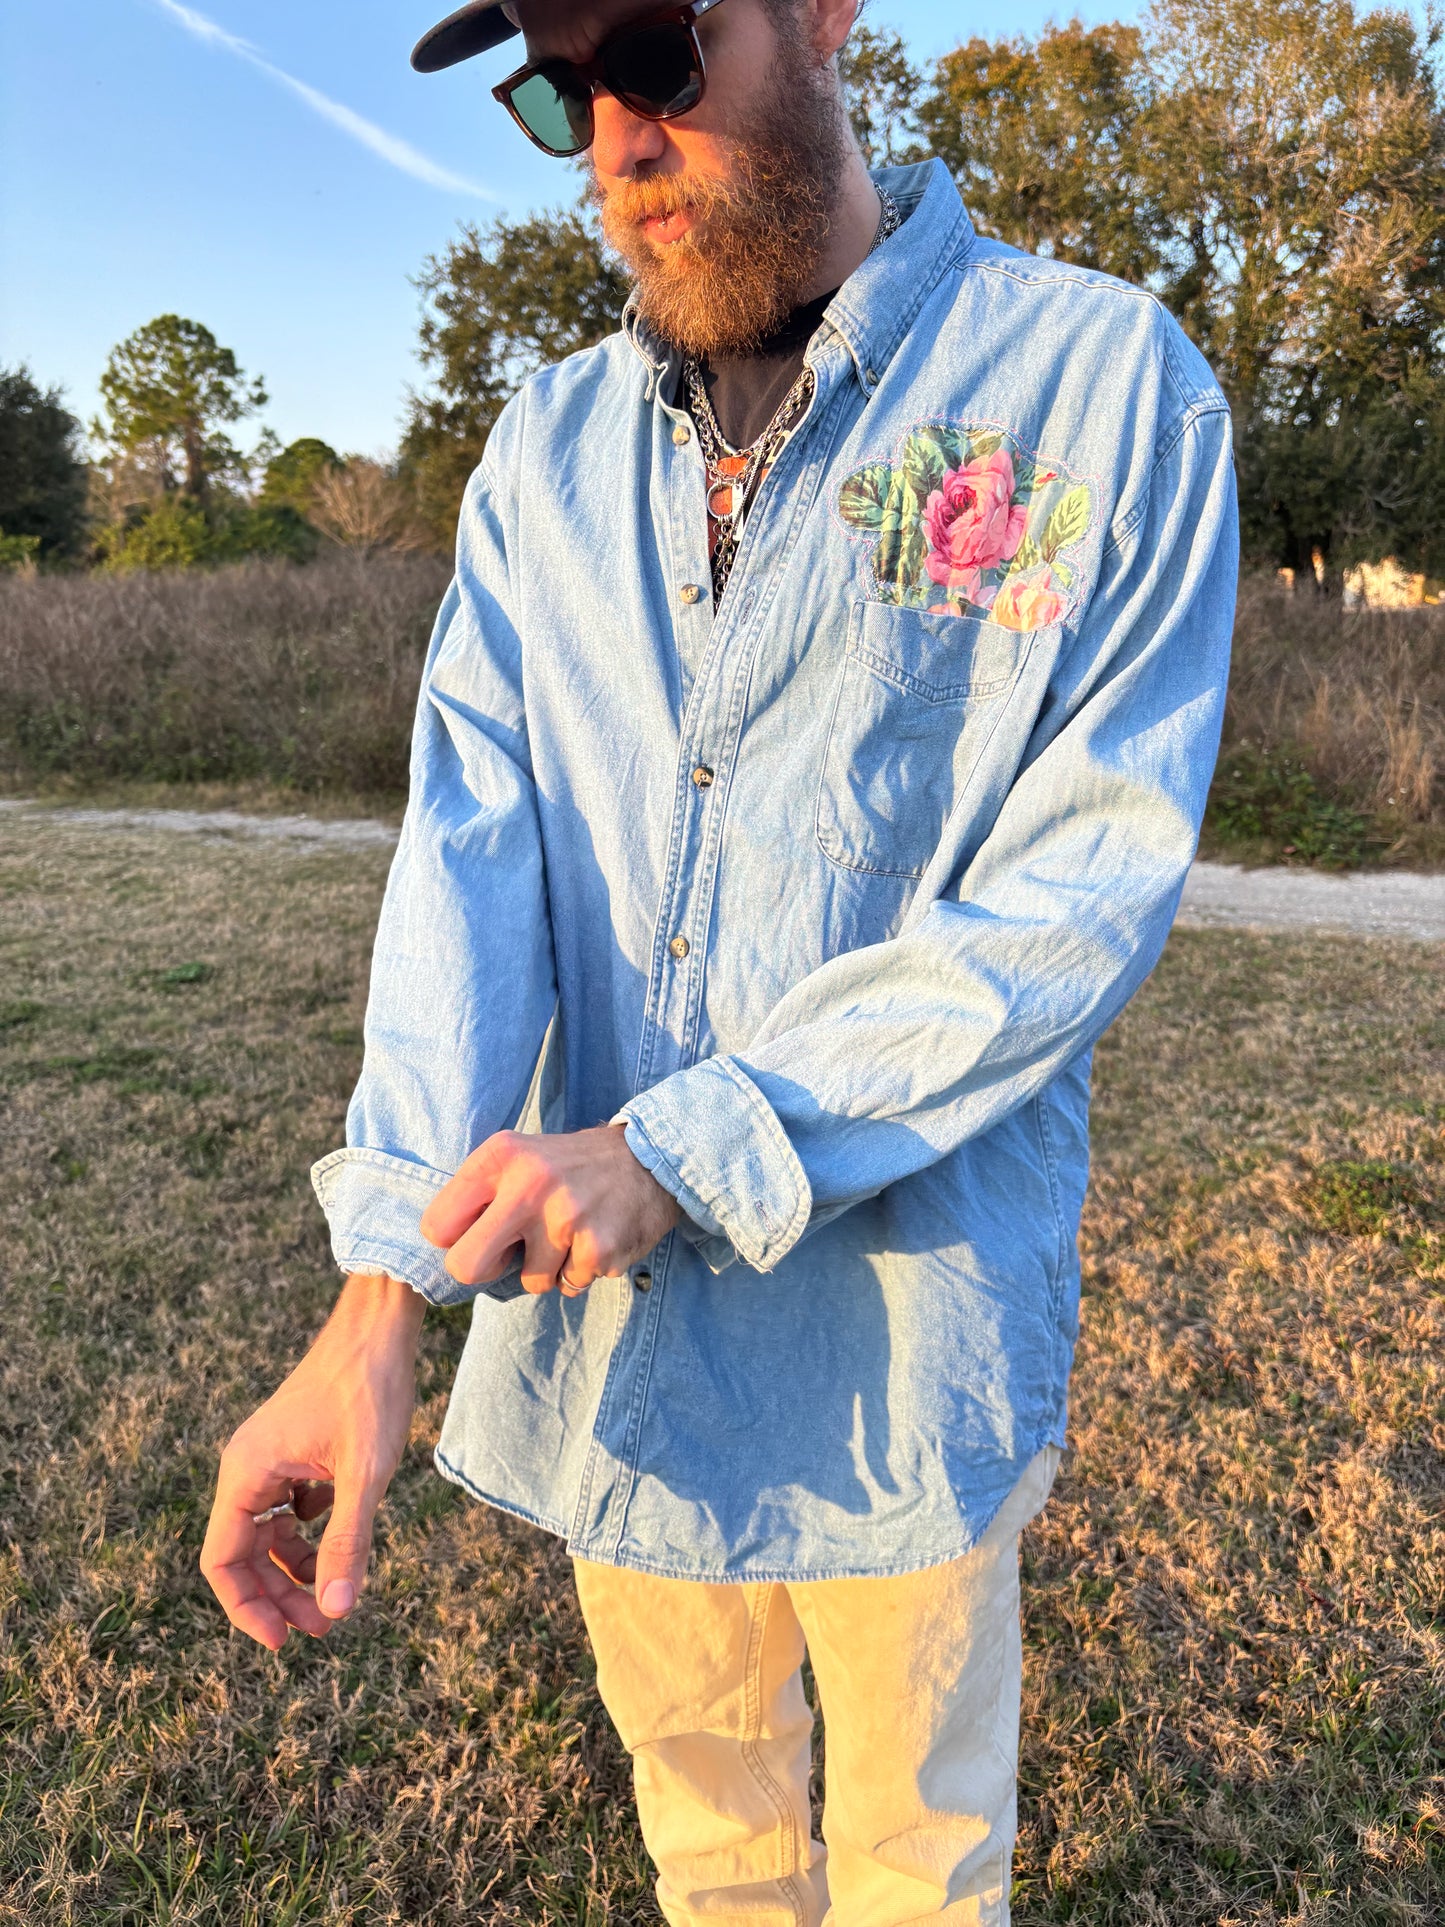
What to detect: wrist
<box><xmin>333</xmin><ymin>1270</ymin><xmax>428</xmax><ymax>1342</ymax></box>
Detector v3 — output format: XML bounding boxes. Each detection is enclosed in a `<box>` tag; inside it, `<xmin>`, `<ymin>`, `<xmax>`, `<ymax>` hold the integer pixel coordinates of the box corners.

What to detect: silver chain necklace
<box><xmin>684</xmin><ymin>185</ymin><xmax>903</xmax><ymax>604</ymax></box>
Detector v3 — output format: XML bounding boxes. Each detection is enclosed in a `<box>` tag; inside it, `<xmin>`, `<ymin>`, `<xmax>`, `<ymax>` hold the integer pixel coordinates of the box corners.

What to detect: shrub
<box><xmin>1203</xmin><ymin>742</ymin><xmax>1379</xmax><ymax>868</ymax></box>
<box><xmin>0</xmin><ymin>531</ymin><xmax>41</xmax><ymax>574</ymax></box>
<box><xmin>95</xmin><ymin>497</ymin><xmax>320</xmax><ymax>572</ymax></box>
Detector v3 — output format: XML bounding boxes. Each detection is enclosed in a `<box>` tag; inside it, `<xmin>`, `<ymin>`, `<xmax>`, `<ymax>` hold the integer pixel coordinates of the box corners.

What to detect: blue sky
<box><xmin>1</xmin><ymin>0</ymin><xmax>1116</xmax><ymax>460</ymax></box>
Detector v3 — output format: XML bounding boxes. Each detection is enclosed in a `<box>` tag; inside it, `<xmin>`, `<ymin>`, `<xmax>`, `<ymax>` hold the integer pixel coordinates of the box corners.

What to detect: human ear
<box><xmin>805</xmin><ymin>0</ymin><xmax>860</xmax><ymax>64</ymax></box>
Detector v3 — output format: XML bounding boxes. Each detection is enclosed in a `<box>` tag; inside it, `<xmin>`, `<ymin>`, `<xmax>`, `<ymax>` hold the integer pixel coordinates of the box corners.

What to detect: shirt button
<box><xmin>672</xmin><ymin>423</ymin><xmax>692</xmax><ymax>446</ymax></box>
<box><xmin>865</xmin><ymin>366</ymin><xmax>880</xmax><ymax>386</ymax></box>
<box><xmin>691</xmin><ymin>764</ymin><xmax>715</xmax><ymax>789</ymax></box>
<box><xmin>680</xmin><ymin>583</ymin><xmax>703</xmax><ymax>605</ymax></box>
<box><xmin>668</xmin><ymin>935</ymin><xmax>691</xmax><ymax>960</ymax></box>
<box><xmin>633</xmin><ymin>1267</ymin><xmax>653</xmax><ymax>1292</ymax></box>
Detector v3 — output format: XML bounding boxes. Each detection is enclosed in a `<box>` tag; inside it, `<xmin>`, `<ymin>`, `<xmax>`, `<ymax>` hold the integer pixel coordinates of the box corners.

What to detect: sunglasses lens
<box><xmin>606</xmin><ymin>23</ymin><xmax>703</xmax><ymax>118</ymax></box>
<box><xmin>509</xmin><ymin>67</ymin><xmax>592</xmax><ymax>155</ymax></box>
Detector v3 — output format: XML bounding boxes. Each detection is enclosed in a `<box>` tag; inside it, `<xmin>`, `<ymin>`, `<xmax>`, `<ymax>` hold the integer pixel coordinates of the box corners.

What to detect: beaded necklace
<box><xmin>683</xmin><ymin>185</ymin><xmax>903</xmax><ymax>604</ymax></box>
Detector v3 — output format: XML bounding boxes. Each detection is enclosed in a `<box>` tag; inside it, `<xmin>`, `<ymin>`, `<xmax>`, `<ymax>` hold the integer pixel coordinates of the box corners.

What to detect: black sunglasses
<box><xmin>492</xmin><ymin>0</ymin><xmax>731</xmax><ymax>157</ymax></box>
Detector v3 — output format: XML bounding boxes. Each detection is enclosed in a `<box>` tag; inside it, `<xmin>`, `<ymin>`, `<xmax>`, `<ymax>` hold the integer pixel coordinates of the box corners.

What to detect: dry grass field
<box><xmin>0</xmin><ymin>561</ymin><xmax>1442</xmax><ymax>868</ymax></box>
<box><xmin>1</xmin><ymin>812</ymin><xmax>1442</xmax><ymax>1925</ymax></box>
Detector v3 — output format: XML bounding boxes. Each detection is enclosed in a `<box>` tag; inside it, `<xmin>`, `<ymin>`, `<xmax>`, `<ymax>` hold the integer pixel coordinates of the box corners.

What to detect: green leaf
<box><xmin>901</xmin><ymin>434</ymin><xmax>948</xmax><ymax>502</ymax></box>
<box><xmin>1040</xmin><ymin>484</ymin><xmax>1092</xmax><ymax>560</ymax></box>
<box><xmin>838</xmin><ymin>460</ymin><xmax>893</xmax><ymax>530</ymax></box>
<box><xmin>872</xmin><ymin>471</ymin><xmax>931</xmax><ymax>601</ymax></box>
<box><xmin>1011</xmin><ymin>532</ymin><xmax>1043</xmax><ymax>573</ymax></box>
<box><xmin>873</xmin><ymin>520</ymin><xmax>904</xmax><ymax>593</ymax></box>
<box><xmin>908</xmin><ymin>423</ymin><xmax>967</xmax><ymax>482</ymax></box>
<box><xmin>969</xmin><ymin>431</ymin><xmax>1003</xmax><ymax>461</ymax></box>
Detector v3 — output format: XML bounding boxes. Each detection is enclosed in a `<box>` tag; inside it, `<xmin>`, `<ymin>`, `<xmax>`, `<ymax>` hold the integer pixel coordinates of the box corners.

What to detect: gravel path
<box><xmin>0</xmin><ymin>799</ymin><xmax>400</xmax><ymax>848</ymax></box>
<box><xmin>4</xmin><ymin>799</ymin><xmax>1443</xmax><ymax>942</ymax></box>
<box><xmin>1179</xmin><ymin>861</ymin><xmax>1445</xmax><ymax>943</ymax></box>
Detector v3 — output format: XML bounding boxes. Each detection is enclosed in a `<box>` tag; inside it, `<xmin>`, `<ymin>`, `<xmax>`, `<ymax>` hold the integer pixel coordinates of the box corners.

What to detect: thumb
<box><xmin>312</xmin><ymin>1472</ymin><xmax>381</xmax><ymax>1621</ymax></box>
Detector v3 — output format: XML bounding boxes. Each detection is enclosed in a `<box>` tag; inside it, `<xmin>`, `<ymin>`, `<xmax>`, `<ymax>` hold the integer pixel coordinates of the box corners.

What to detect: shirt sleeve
<box><xmin>617</xmin><ymin>400</ymin><xmax>1238</xmax><ymax>1273</ymax></box>
<box><xmin>310</xmin><ymin>463</ymin><xmax>557</xmax><ymax>1306</ymax></box>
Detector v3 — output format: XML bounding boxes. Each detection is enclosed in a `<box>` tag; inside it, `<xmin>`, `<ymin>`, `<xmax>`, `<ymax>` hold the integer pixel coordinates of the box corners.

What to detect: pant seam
<box><xmin>739</xmin><ymin>1583</ymin><xmax>809</xmax><ymax>1927</ymax></box>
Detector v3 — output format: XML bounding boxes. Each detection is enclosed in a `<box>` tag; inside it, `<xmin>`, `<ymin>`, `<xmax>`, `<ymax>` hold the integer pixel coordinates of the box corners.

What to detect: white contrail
<box><xmin>151</xmin><ymin>0</ymin><xmax>497</xmax><ymax>200</ymax></box>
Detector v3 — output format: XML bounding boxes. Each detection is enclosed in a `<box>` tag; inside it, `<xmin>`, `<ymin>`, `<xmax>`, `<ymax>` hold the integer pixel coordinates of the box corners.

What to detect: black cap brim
<box><xmin>411</xmin><ymin>1</ymin><xmax>521</xmax><ymax>73</ymax></box>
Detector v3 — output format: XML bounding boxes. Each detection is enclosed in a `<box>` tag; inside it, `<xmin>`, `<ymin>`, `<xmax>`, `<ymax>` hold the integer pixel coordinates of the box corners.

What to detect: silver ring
<box><xmin>252</xmin><ymin>1498</ymin><xmax>296</xmax><ymax>1525</ymax></box>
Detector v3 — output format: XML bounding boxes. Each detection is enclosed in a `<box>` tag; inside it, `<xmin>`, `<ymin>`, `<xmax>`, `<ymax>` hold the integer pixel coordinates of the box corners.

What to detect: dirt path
<box><xmin>5</xmin><ymin>799</ymin><xmax>1443</xmax><ymax>941</ymax></box>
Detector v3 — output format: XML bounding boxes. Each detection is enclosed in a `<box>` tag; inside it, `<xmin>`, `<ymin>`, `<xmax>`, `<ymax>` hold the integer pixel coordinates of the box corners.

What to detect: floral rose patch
<box><xmin>837</xmin><ymin>424</ymin><xmax>1096</xmax><ymax>632</ymax></box>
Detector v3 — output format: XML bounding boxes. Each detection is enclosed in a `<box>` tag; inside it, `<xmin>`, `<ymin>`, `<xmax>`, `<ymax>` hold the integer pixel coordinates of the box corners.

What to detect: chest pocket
<box><xmin>816</xmin><ymin>600</ymin><xmax>1032</xmax><ymax>879</ymax></box>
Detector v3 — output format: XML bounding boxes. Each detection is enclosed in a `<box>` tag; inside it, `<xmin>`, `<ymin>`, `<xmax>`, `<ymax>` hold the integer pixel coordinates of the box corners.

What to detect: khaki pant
<box><xmin>573</xmin><ymin>1446</ymin><xmax>1060</xmax><ymax>1927</ymax></box>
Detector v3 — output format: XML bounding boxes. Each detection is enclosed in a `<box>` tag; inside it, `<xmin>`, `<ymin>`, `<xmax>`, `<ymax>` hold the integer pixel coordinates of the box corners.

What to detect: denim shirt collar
<box><xmin>623</xmin><ymin>157</ymin><xmax>975</xmax><ymax>400</ymax></box>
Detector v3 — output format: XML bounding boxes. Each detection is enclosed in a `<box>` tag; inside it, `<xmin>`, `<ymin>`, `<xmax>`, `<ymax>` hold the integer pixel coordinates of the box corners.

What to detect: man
<box><xmin>202</xmin><ymin>0</ymin><xmax>1237</xmax><ymax>1918</ymax></box>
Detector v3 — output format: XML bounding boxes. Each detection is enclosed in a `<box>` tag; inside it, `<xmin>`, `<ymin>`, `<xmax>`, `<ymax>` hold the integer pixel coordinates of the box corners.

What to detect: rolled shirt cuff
<box><xmin>310</xmin><ymin>1146</ymin><xmax>524</xmax><ymax>1307</ymax></box>
<box><xmin>614</xmin><ymin>1056</ymin><xmax>812</xmax><ymax>1273</ymax></box>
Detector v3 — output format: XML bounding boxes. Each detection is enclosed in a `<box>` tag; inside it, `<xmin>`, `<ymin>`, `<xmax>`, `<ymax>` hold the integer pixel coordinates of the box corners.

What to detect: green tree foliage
<box><xmin>918</xmin><ymin>20</ymin><xmax>1166</xmax><ymax>282</ymax></box>
<box><xmin>260</xmin><ymin>436</ymin><xmax>341</xmax><ymax>515</ymax></box>
<box><xmin>95</xmin><ymin>315</ymin><xmax>267</xmax><ymax>502</ymax></box>
<box><xmin>400</xmin><ymin>207</ymin><xmax>630</xmax><ymax>548</ymax></box>
<box><xmin>95</xmin><ymin>496</ymin><xmax>320</xmax><ymax>573</ymax></box>
<box><xmin>87</xmin><ymin>317</ymin><xmax>324</xmax><ymax>570</ymax></box>
<box><xmin>0</xmin><ymin>365</ymin><xmax>89</xmax><ymax>560</ymax></box>
<box><xmin>914</xmin><ymin>0</ymin><xmax>1445</xmax><ymax>576</ymax></box>
<box><xmin>1150</xmin><ymin>0</ymin><xmax>1445</xmax><ymax>421</ymax></box>
<box><xmin>1148</xmin><ymin>0</ymin><xmax>1445</xmax><ymax>573</ymax></box>
<box><xmin>95</xmin><ymin>496</ymin><xmax>215</xmax><ymax>572</ymax></box>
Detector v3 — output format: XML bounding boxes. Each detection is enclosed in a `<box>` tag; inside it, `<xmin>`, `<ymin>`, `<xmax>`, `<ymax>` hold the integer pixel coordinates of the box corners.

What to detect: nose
<box><xmin>591</xmin><ymin>89</ymin><xmax>667</xmax><ymax>178</ymax></box>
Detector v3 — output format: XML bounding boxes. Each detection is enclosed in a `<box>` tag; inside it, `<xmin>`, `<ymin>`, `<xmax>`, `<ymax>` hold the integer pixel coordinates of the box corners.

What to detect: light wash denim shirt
<box><xmin>312</xmin><ymin>158</ymin><xmax>1237</xmax><ymax>1581</ymax></box>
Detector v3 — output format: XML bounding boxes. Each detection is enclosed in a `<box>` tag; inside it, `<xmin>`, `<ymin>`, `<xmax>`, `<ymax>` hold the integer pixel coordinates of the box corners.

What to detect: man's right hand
<box><xmin>200</xmin><ymin>1271</ymin><xmax>427</xmax><ymax>1651</ymax></box>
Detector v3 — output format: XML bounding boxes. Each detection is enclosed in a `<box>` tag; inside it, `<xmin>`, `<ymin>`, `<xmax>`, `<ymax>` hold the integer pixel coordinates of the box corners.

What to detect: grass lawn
<box><xmin>1</xmin><ymin>814</ymin><xmax>1441</xmax><ymax>1925</ymax></box>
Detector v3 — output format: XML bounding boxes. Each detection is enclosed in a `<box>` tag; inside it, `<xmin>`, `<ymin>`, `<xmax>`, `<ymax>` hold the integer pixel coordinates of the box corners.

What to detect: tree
<box><xmin>260</xmin><ymin>436</ymin><xmax>341</xmax><ymax>515</ymax></box>
<box><xmin>308</xmin><ymin>459</ymin><xmax>419</xmax><ymax>557</ymax></box>
<box><xmin>917</xmin><ymin>0</ymin><xmax>1445</xmax><ymax>575</ymax></box>
<box><xmin>1148</xmin><ymin>0</ymin><xmax>1445</xmax><ymax>439</ymax></box>
<box><xmin>917</xmin><ymin>20</ymin><xmax>1166</xmax><ymax>282</ymax></box>
<box><xmin>841</xmin><ymin>24</ymin><xmax>926</xmax><ymax>166</ymax></box>
<box><xmin>0</xmin><ymin>365</ymin><xmax>88</xmax><ymax>559</ymax></box>
<box><xmin>95</xmin><ymin>315</ymin><xmax>267</xmax><ymax>503</ymax></box>
<box><xmin>401</xmin><ymin>207</ymin><xmax>630</xmax><ymax>548</ymax></box>
<box><xmin>1147</xmin><ymin>0</ymin><xmax>1445</xmax><ymax>576</ymax></box>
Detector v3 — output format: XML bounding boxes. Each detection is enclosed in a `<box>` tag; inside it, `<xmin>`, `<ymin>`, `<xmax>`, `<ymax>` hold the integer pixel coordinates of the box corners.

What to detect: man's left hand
<box><xmin>420</xmin><ymin>1125</ymin><xmax>681</xmax><ymax>1296</ymax></box>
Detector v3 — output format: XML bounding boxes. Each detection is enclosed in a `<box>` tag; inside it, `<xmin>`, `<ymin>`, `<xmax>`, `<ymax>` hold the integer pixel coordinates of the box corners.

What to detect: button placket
<box><xmin>638</xmin><ymin>352</ymin><xmax>842</xmax><ymax>1089</ymax></box>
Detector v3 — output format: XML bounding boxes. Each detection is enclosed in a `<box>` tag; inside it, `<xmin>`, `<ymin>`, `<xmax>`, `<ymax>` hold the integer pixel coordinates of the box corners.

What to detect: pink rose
<box><xmin>923</xmin><ymin>450</ymin><xmax>1027</xmax><ymax>599</ymax></box>
<box><xmin>990</xmin><ymin>565</ymin><xmax>1067</xmax><ymax>632</ymax></box>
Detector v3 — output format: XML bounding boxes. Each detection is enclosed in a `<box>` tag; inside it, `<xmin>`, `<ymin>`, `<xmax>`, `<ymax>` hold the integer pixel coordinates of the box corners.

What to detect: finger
<box><xmin>445</xmin><ymin>1191</ymin><xmax>533</xmax><ymax>1285</ymax></box>
<box><xmin>204</xmin><ymin>1524</ymin><xmax>331</xmax><ymax>1647</ymax></box>
<box><xmin>520</xmin><ymin>1225</ymin><xmax>571</xmax><ymax>1297</ymax></box>
<box><xmin>269</xmin><ymin>1517</ymin><xmax>319</xmax><ymax>1589</ymax></box>
<box><xmin>311</xmin><ymin>1472</ymin><xmax>383</xmax><ymax>1622</ymax></box>
<box><xmin>421</xmin><ymin>1136</ymin><xmax>510</xmax><ymax>1248</ymax></box>
<box><xmin>559</xmin><ymin>1237</ymin><xmax>601</xmax><ymax>1298</ymax></box>
<box><xmin>253</xmin><ymin>1549</ymin><xmax>333</xmax><ymax>1639</ymax></box>
<box><xmin>201</xmin><ymin>1454</ymin><xmax>332</xmax><ymax>1650</ymax></box>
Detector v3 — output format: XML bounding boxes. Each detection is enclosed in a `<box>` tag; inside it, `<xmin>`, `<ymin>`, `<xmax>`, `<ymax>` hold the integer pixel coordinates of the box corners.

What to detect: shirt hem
<box><xmin>432</xmin><ymin>1445</ymin><xmax>571</xmax><ymax>1542</ymax></box>
<box><xmin>431</xmin><ymin>1421</ymin><xmax>1069</xmax><ymax>1584</ymax></box>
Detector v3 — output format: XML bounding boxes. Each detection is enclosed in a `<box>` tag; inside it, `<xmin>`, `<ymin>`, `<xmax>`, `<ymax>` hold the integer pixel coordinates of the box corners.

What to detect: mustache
<box><xmin>599</xmin><ymin>169</ymin><xmax>737</xmax><ymax>230</ymax></box>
